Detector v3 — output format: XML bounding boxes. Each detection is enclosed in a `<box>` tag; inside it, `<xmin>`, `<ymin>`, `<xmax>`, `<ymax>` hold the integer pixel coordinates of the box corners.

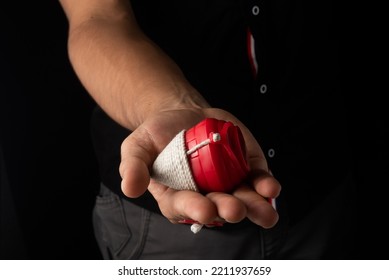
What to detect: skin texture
<box><xmin>59</xmin><ymin>0</ymin><xmax>281</xmax><ymax>228</ymax></box>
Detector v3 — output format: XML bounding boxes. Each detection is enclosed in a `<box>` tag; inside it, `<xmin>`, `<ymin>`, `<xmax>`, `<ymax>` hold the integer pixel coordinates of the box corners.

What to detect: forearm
<box><xmin>61</xmin><ymin>0</ymin><xmax>209</xmax><ymax>130</ymax></box>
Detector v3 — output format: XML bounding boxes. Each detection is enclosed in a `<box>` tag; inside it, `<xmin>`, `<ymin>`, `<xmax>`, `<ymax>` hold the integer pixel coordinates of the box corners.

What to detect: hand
<box><xmin>119</xmin><ymin>108</ymin><xmax>281</xmax><ymax>228</ymax></box>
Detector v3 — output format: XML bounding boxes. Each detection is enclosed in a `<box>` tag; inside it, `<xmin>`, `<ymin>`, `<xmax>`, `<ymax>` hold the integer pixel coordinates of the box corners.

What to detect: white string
<box><xmin>186</xmin><ymin>132</ymin><xmax>221</xmax><ymax>155</ymax></box>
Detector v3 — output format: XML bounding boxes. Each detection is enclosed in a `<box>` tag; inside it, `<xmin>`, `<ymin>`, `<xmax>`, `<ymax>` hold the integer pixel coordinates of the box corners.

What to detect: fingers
<box><xmin>147</xmin><ymin>171</ymin><xmax>280</xmax><ymax>229</ymax></box>
<box><xmin>238</xmin><ymin>167</ymin><xmax>281</xmax><ymax>228</ymax></box>
<box><xmin>248</xmin><ymin>168</ymin><xmax>282</xmax><ymax>199</ymax></box>
<box><xmin>233</xmin><ymin>185</ymin><xmax>279</xmax><ymax>228</ymax></box>
<box><xmin>148</xmin><ymin>181</ymin><xmax>250</xmax><ymax>225</ymax></box>
<box><xmin>206</xmin><ymin>192</ymin><xmax>247</xmax><ymax>223</ymax></box>
<box><xmin>149</xmin><ymin>180</ymin><xmax>278</xmax><ymax>229</ymax></box>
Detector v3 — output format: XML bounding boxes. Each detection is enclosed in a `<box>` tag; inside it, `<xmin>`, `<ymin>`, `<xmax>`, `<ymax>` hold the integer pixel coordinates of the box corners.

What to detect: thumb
<box><xmin>119</xmin><ymin>128</ymin><xmax>156</xmax><ymax>197</ymax></box>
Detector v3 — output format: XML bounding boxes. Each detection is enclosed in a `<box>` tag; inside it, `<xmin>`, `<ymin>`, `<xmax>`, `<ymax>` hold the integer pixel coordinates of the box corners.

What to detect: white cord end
<box><xmin>190</xmin><ymin>223</ymin><xmax>204</xmax><ymax>234</ymax></box>
<box><xmin>211</xmin><ymin>132</ymin><xmax>221</xmax><ymax>142</ymax></box>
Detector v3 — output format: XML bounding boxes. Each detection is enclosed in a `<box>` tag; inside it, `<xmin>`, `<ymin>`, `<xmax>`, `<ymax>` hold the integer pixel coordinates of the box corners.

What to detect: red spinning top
<box><xmin>184</xmin><ymin>118</ymin><xmax>249</xmax><ymax>193</ymax></box>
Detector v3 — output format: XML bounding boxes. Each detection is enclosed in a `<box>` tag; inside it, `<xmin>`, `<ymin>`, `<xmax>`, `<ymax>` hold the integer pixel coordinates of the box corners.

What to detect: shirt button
<box><xmin>260</xmin><ymin>84</ymin><xmax>268</xmax><ymax>94</ymax></box>
<box><xmin>252</xmin><ymin>5</ymin><xmax>260</xmax><ymax>16</ymax></box>
<box><xmin>267</xmin><ymin>148</ymin><xmax>275</xmax><ymax>158</ymax></box>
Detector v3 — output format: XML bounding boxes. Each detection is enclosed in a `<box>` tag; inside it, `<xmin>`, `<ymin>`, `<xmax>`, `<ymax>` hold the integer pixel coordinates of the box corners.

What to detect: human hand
<box><xmin>119</xmin><ymin>108</ymin><xmax>280</xmax><ymax>228</ymax></box>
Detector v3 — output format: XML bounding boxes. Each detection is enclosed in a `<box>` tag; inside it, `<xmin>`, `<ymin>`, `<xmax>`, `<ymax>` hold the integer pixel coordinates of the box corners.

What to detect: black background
<box><xmin>1</xmin><ymin>2</ymin><xmax>388</xmax><ymax>259</ymax></box>
<box><xmin>1</xmin><ymin>2</ymin><xmax>102</xmax><ymax>259</ymax></box>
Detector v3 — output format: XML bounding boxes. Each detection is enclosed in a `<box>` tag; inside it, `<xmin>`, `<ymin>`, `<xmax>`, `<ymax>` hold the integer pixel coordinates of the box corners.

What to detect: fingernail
<box><xmin>269</xmin><ymin>198</ymin><xmax>277</xmax><ymax>210</ymax></box>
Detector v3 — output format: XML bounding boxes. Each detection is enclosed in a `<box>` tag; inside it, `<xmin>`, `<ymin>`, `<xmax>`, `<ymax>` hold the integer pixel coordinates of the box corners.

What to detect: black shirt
<box><xmin>90</xmin><ymin>0</ymin><xmax>352</xmax><ymax>224</ymax></box>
